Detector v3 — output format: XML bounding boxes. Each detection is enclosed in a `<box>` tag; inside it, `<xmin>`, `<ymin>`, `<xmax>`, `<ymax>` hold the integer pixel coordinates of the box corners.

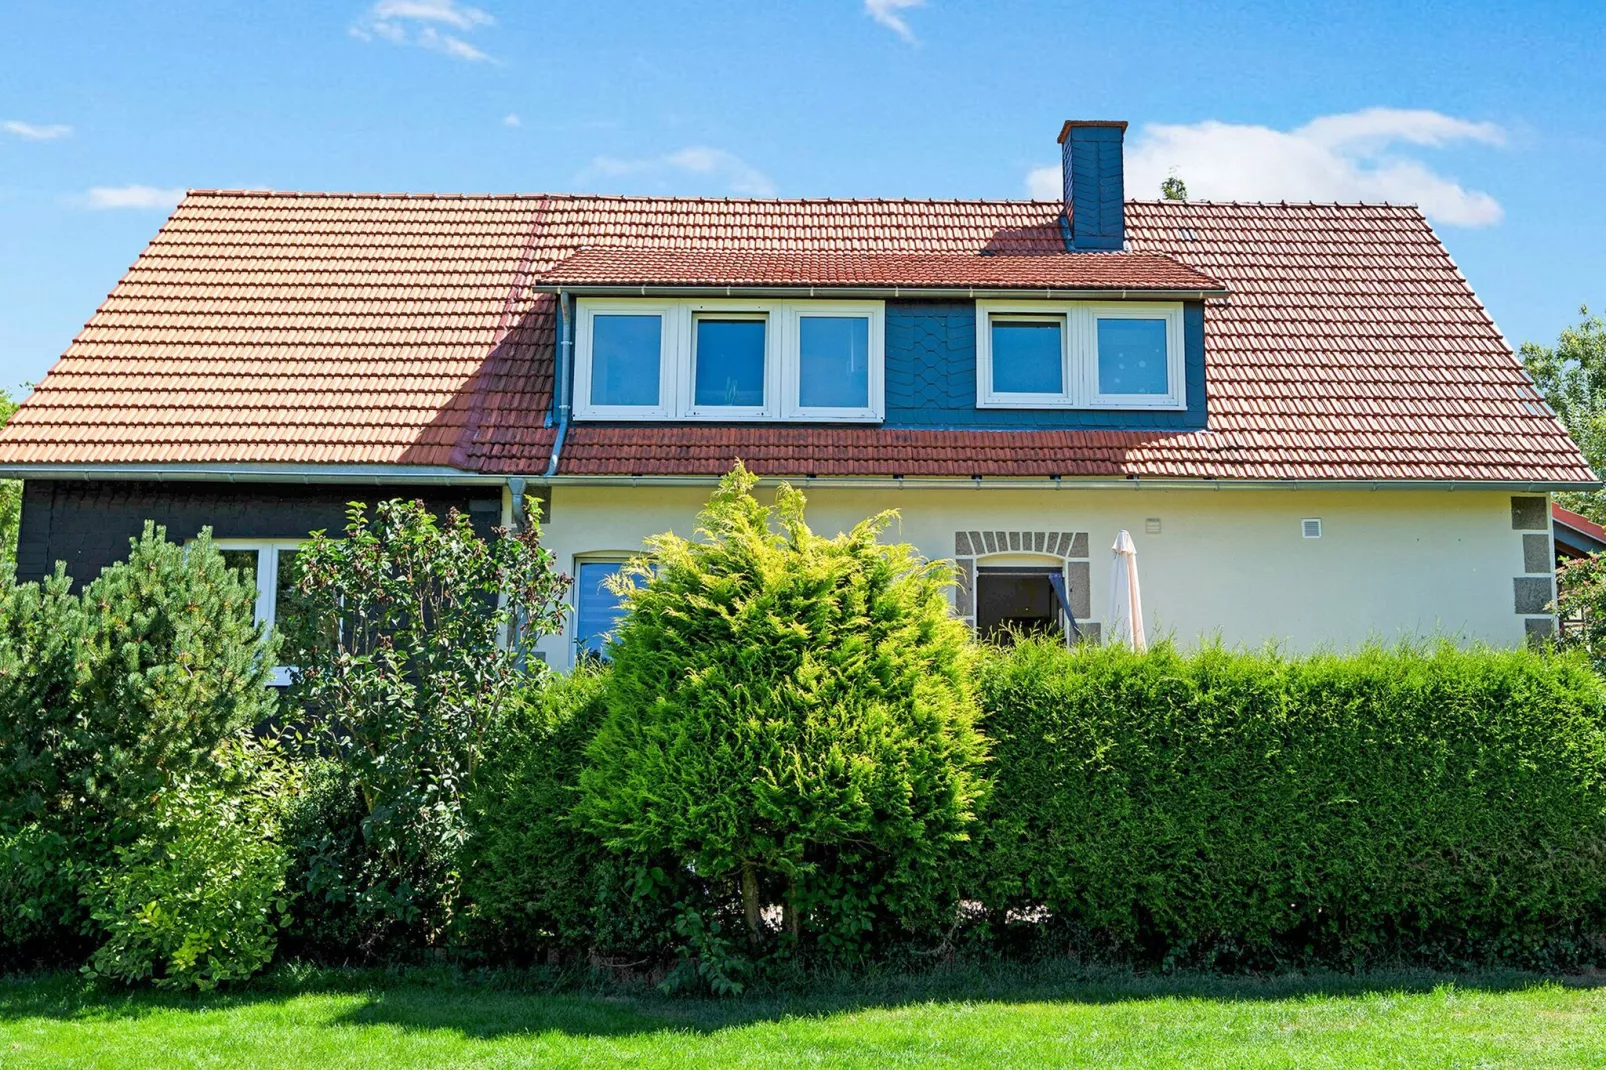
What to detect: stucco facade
<box><xmin>532</xmin><ymin>482</ymin><xmax>1555</xmax><ymax>665</ymax></box>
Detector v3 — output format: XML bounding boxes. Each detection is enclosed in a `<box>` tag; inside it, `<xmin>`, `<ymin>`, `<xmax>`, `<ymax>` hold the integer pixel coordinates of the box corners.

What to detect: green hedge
<box><xmin>459</xmin><ymin>667</ymin><xmax>676</xmax><ymax>963</ymax></box>
<box><xmin>976</xmin><ymin>639</ymin><xmax>1606</xmax><ymax>968</ymax></box>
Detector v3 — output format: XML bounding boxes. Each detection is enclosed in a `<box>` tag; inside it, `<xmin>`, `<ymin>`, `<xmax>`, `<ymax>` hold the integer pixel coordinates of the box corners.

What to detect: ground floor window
<box><xmin>574</xmin><ymin>559</ymin><xmax>629</xmax><ymax>661</ymax></box>
<box><xmin>215</xmin><ymin>539</ymin><xmax>308</xmax><ymax>685</ymax></box>
<box><xmin>975</xmin><ymin>565</ymin><xmax>1074</xmax><ymax>644</ymax></box>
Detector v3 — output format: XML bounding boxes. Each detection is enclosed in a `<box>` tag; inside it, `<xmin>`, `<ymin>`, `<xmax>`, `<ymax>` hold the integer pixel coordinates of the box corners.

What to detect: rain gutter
<box><xmin>516</xmin><ymin>474</ymin><xmax>1600</xmax><ymax>493</ymax></box>
<box><xmin>544</xmin><ymin>288</ymin><xmax>574</xmax><ymax>477</ymax></box>
<box><xmin>1</xmin><ymin>467</ymin><xmax>1593</xmax><ymax>494</ymax></box>
<box><xmin>529</xmin><ymin>284</ymin><xmax>1229</xmax><ymax>301</ymax></box>
<box><xmin>0</xmin><ymin>463</ymin><xmax>508</xmax><ymax>485</ymax></box>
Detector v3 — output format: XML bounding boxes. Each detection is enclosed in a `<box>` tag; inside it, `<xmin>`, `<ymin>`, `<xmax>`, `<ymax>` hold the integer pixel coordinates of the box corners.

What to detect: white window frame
<box><xmin>214</xmin><ymin>538</ymin><xmax>308</xmax><ymax>686</ymax></box>
<box><xmin>782</xmin><ymin>301</ymin><xmax>886</xmax><ymax>421</ymax></box>
<box><xmin>976</xmin><ymin>308</ymin><xmax>1072</xmax><ymax>408</ymax></box>
<box><xmin>1083</xmin><ymin>302</ymin><xmax>1187</xmax><ymax>410</ymax></box>
<box><xmin>977</xmin><ymin>300</ymin><xmax>1186</xmax><ymax>411</ymax></box>
<box><xmin>574</xmin><ymin>300</ymin><xmax>676</xmax><ymax>419</ymax></box>
<box><xmin>570</xmin><ymin>553</ymin><xmax>635</xmax><ymax>666</ymax></box>
<box><xmin>574</xmin><ymin>297</ymin><xmax>885</xmax><ymax>422</ymax></box>
<box><xmin>681</xmin><ymin>302</ymin><xmax>781</xmax><ymax>420</ymax></box>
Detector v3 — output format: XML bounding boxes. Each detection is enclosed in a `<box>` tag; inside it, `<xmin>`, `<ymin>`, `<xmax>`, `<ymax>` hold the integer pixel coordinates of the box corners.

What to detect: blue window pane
<box><xmin>798</xmin><ymin>316</ymin><xmax>870</xmax><ymax>409</ymax></box>
<box><xmin>575</xmin><ymin>561</ymin><xmax>626</xmax><ymax>656</ymax></box>
<box><xmin>694</xmin><ymin>318</ymin><xmax>766</xmax><ymax>407</ymax></box>
<box><xmin>591</xmin><ymin>314</ymin><xmax>662</xmax><ymax>407</ymax></box>
<box><xmin>1097</xmin><ymin>318</ymin><xmax>1170</xmax><ymax>395</ymax></box>
<box><xmin>991</xmin><ymin>320</ymin><xmax>1063</xmax><ymax>394</ymax></box>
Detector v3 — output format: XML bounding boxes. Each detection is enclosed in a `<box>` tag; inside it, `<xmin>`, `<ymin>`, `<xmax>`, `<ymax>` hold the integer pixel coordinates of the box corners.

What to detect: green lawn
<box><xmin>1</xmin><ymin>967</ymin><xmax>1603</xmax><ymax>1069</ymax></box>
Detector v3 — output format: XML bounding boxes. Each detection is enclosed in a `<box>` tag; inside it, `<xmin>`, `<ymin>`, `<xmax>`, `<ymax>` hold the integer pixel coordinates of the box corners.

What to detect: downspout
<box><xmin>546</xmin><ymin>288</ymin><xmax>574</xmax><ymax>478</ymax></box>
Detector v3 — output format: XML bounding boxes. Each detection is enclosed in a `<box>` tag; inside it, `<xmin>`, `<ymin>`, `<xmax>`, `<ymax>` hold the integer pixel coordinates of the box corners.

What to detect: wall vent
<box><xmin>1302</xmin><ymin>518</ymin><xmax>1322</xmax><ymax>539</ymax></box>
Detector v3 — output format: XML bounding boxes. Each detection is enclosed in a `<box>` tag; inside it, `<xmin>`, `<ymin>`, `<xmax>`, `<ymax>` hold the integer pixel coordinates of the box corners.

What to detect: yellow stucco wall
<box><xmin>534</xmin><ymin>483</ymin><xmax>1548</xmax><ymax>665</ymax></box>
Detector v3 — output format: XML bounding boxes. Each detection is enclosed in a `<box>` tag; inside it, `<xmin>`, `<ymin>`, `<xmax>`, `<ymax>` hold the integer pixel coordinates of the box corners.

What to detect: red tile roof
<box><xmin>1553</xmin><ymin>503</ymin><xmax>1606</xmax><ymax>544</ymax></box>
<box><xmin>0</xmin><ymin>191</ymin><xmax>1593</xmax><ymax>484</ymax></box>
<box><xmin>536</xmin><ymin>248</ymin><xmax>1226</xmax><ymax>291</ymax></box>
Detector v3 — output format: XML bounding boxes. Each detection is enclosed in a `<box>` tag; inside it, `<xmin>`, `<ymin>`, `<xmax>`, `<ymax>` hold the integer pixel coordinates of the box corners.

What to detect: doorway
<box><xmin>975</xmin><ymin>565</ymin><xmax>1072</xmax><ymax>643</ymax></box>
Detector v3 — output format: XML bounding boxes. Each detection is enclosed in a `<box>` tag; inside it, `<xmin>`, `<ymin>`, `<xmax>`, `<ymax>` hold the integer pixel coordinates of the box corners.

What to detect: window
<box><xmin>215</xmin><ymin>539</ymin><xmax>308</xmax><ymax>686</ymax></box>
<box><xmin>989</xmin><ymin>316</ymin><xmax>1066</xmax><ymax>400</ymax></box>
<box><xmin>796</xmin><ymin>312</ymin><xmax>871</xmax><ymax>412</ymax></box>
<box><xmin>575</xmin><ymin>298</ymin><xmax>884</xmax><ymax>421</ymax></box>
<box><xmin>977</xmin><ymin>301</ymin><xmax>1185</xmax><ymax>410</ymax></box>
<box><xmin>1093</xmin><ymin>313</ymin><xmax>1172</xmax><ymax>404</ymax></box>
<box><xmin>590</xmin><ymin>313</ymin><xmax>664</xmax><ymax>408</ymax></box>
<box><xmin>691</xmin><ymin>315</ymin><xmax>768</xmax><ymax>412</ymax></box>
<box><xmin>574</xmin><ymin>559</ymin><xmax>628</xmax><ymax>660</ymax></box>
<box><xmin>578</xmin><ymin>303</ymin><xmax>674</xmax><ymax>418</ymax></box>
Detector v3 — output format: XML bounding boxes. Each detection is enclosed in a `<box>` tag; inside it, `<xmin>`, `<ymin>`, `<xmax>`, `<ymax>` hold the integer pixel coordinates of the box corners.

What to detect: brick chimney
<box><xmin>1058</xmin><ymin>120</ymin><xmax>1128</xmax><ymax>251</ymax></box>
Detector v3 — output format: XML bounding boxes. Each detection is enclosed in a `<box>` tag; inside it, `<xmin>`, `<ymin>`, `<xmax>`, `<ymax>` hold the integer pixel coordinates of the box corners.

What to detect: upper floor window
<box><xmin>575</xmin><ymin>299</ymin><xmax>884</xmax><ymax>422</ymax></box>
<box><xmin>976</xmin><ymin>301</ymin><xmax>1185</xmax><ymax>410</ymax></box>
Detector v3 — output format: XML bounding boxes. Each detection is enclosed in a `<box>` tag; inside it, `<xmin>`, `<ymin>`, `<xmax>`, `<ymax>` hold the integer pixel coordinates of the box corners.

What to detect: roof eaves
<box><xmin>530</xmin><ymin>283</ymin><xmax>1230</xmax><ymax>300</ymax></box>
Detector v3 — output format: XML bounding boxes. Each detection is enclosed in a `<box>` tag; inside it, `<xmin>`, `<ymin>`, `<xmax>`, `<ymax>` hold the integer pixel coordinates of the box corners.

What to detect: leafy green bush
<box><xmin>277</xmin><ymin>758</ymin><xmax>373</xmax><ymax>962</ymax></box>
<box><xmin>0</xmin><ymin>524</ymin><xmax>277</xmax><ymax>958</ymax></box>
<box><xmin>579</xmin><ymin>464</ymin><xmax>987</xmax><ymax>965</ymax></box>
<box><xmin>285</xmin><ymin>500</ymin><xmax>571</xmax><ymax>952</ymax></box>
<box><xmin>460</xmin><ymin>665</ymin><xmax>677</xmax><ymax>962</ymax></box>
<box><xmin>86</xmin><ymin>741</ymin><xmax>299</xmax><ymax>990</ymax></box>
<box><xmin>977</xmin><ymin>638</ymin><xmax>1606</xmax><ymax>968</ymax></box>
<box><xmin>1557</xmin><ymin>552</ymin><xmax>1606</xmax><ymax>671</ymax></box>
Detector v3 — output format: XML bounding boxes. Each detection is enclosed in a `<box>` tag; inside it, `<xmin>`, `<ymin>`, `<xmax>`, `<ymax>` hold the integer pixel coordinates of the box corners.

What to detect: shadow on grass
<box><xmin>2</xmin><ymin>961</ymin><xmax>1603</xmax><ymax>1041</ymax></box>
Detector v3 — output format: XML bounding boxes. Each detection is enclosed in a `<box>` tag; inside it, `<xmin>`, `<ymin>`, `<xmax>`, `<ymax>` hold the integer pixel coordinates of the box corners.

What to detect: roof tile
<box><xmin>0</xmin><ymin>192</ymin><xmax>1590</xmax><ymax>483</ymax></box>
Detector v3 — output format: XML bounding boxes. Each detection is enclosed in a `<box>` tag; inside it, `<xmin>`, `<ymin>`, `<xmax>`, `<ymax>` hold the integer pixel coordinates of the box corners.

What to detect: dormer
<box><xmin>536</xmin><ymin>119</ymin><xmax>1221</xmax><ymax>432</ymax></box>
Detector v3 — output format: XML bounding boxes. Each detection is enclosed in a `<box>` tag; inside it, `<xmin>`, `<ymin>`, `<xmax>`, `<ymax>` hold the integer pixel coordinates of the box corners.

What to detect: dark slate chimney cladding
<box><xmin>1058</xmin><ymin>120</ymin><xmax>1128</xmax><ymax>251</ymax></box>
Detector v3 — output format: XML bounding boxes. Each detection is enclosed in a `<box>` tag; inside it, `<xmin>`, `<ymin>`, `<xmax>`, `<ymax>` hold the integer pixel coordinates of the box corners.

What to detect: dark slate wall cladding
<box><xmin>1062</xmin><ymin>125</ymin><xmax>1126</xmax><ymax>251</ymax></box>
<box><xmin>882</xmin><ymin>300</ymin><xmax>1207</xmax><ymax>430</ymax></box>
<box><xmin>15</xmin><ymin>481</ymin><xmax>503</xmax><ymax>588</ymax></box>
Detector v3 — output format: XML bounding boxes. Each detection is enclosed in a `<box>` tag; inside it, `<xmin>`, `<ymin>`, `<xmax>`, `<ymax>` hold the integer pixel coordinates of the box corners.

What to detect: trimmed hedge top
<box><xmin>977</xmin><ymin>639</ymin><xmax>1606</xmax><ymax>967</ymax></box>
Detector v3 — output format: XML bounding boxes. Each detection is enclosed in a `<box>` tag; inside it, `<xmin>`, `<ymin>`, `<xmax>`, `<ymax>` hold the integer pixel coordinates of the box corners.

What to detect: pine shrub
<box><xmin>578</xmin><ymin>464</ymin><xmax>988</xmax><ymax>964</ymax></box>
<box><xmin>0</xmin><ymin>524</ymin><xmax>277</xmax><ymax>960</ymax></box>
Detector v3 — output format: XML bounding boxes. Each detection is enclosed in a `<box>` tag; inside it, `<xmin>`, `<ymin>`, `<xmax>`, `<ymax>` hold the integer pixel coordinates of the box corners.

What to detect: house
<box><xmin>1552</xmin><ymin>503</ymin><xmax>1606</xmax><ymax>562</ymax></box>
<box><xmin>0</xmin><ymin>119</ymin><xmax>1595</xmax><ymax>666</ymax></box>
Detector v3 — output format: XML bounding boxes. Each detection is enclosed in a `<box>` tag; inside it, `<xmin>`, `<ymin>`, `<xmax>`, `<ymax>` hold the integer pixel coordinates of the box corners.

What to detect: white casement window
<box><xmin>214</xmin><ymin>539</ymin><xmax>308</xmax><ymax>686</ymax></box>
<box><xmin>575</xmin><ymin>298</ymin><xmax>884</xmax><ymax>422</ymax></box>
<box><xmin>976</xmin><ymin>300</ymin><xmax>1185</xmax><ymax>410</ymax></box>
<box><xmin>571</xmin><ymin>556</ymin><xmax>631</xmax><ymax>663</ymax></box>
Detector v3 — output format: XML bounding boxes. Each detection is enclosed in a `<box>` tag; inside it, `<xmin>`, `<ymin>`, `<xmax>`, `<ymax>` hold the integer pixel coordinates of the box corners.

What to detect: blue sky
<box><xmin>2</xmin><ymin>0</ymin><xmax>1603</xmax><ymax>393</ymax></box>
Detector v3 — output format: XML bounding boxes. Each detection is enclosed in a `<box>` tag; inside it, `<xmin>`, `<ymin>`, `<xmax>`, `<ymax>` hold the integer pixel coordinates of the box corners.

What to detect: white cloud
<box><xmin>866</xmin><ymin>0</ymin><xmax>923</xmax><ymax>42</ymax></box>
<box><xmin>3</xmin><ymin>120</ymin><xmax>71</xmax><ymax>141</ymax></box>
<box><xmin>371</xmin><ymin>0</ymin><xmax>492</xmax><ymax>29</ymax></box>
<box><xmin>582</xmin><ymin>146</ymin><xmax>777</xmax><ymax>197</ymax></box>
<box><xmin>350</xmin><ymin>0</ymin><xmax>495</xmax><ymax>62</ymax></box>
<box><xmin>502</xmin><ymin>112</ymin><xmax>521</xmax><ymax>128</ymax></box>
<box><xmin>84</xmin><ymin>185</ymin><xmax>186</xmax><ymax>210</ymax></box>
<box><xmin>1027</xmin><ymin>107</ymin><xmax>1507</xmax><ymax>228</ymax></box>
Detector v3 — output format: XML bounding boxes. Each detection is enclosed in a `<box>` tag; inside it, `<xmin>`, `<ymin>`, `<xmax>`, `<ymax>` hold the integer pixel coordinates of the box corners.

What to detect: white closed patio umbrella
<box><xmin>1107</xmin><ymin>529</ymin><xmax>1147</xmax><ymax>651</ymax></box>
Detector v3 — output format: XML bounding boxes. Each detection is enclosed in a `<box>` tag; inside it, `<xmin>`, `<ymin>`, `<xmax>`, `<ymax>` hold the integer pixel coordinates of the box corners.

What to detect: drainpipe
<box><xmin>546</xmin><ymin>288</ymin><xmax>574</xmax><ymax>478</ymax></box>
<box><xmin>506</xmin><ymin>476</ymin><xmax>527</xmax><ymax>530</ymax></box>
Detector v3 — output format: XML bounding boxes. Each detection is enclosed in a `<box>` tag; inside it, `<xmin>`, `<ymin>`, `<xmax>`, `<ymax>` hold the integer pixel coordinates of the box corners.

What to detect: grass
<box><xmin>1</xmin><ymin>964</ymin><xmax>1604</xmax><ymax>1068</ymax></box>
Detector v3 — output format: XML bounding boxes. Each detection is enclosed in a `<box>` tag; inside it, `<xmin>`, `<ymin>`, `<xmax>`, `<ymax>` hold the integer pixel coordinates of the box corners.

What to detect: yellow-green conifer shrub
<box><xmin>579</xmin><ymin>464</ymin><xmax>987</xmax><ymax>965</ymax></box>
